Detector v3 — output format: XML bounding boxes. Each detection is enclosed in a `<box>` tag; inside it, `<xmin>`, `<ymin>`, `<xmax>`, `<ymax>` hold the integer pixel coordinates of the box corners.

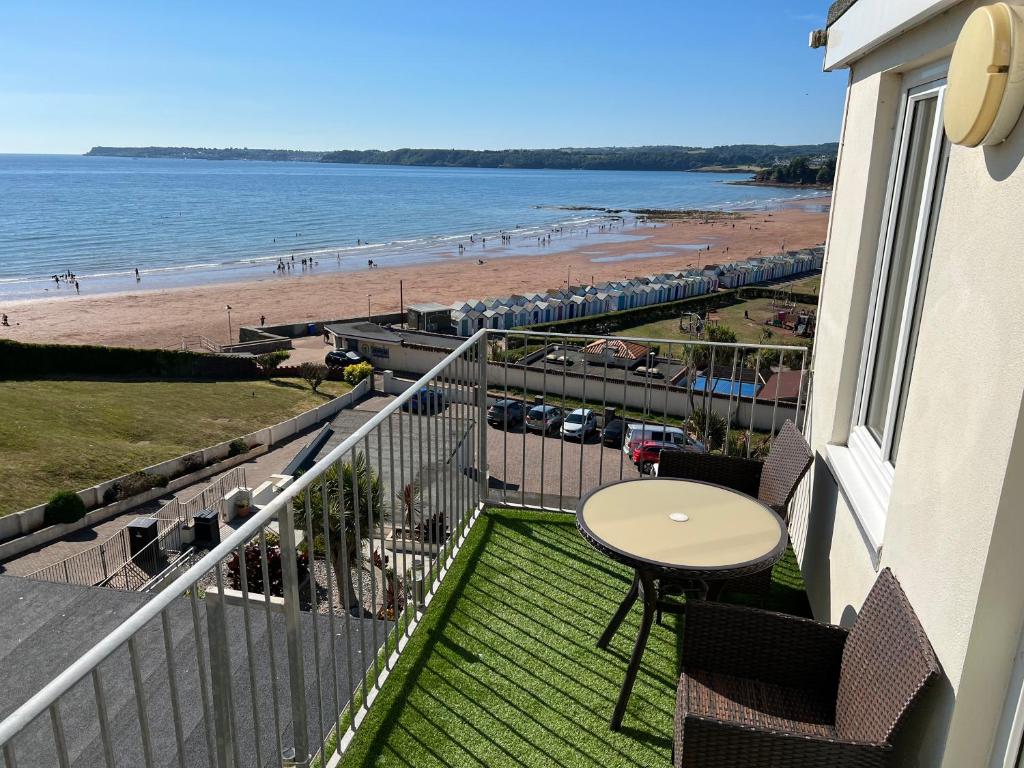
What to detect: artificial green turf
<box><xmin>341</xmin><ymin>508</ymin><xmax>809</xmax><ymax>767</ymax></box>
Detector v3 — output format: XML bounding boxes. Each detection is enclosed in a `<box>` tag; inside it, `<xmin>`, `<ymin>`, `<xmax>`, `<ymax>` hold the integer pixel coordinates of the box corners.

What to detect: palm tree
<box><xmin>294</xmin><ymin>452</ymin><xmax>384</xmax><ymax>611</ymax></box>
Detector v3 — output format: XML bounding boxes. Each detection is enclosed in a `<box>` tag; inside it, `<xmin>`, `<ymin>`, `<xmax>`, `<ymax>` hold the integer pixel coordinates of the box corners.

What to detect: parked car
<box><xmin>402</xmin><ymin>387</ymin><xmax>447</xmax><ymax>414</ymax></box>
<box><xmin>487</xmin><ymin>399</ymin><xmax>525</xmax><ymax>429</ymax></box>
<box><xmin>632</xmin><ymin>440</ymin><xmax>686</xmax><ymax>475</ymax></box>
<box><xmin>561</xmin><ymin>408</ymin><xmax>598</xmax><ymax>441</ymax></box>
<box><xmin>623</xmin><ymin>423</ymin><xmax>705</xmax><ymax>456</ymax></box>
<box><xmin>325</xmin><ymin>349</ymin><xmax>365</xmax><ymax>367</ymax></box>
<box><xmin>601</xmin><ymin>418</ymin><xmax>625</xmax><ymax>447</ymax></box>
<box><xmin>525</xmin><ymin>404</ymin><xmax>563</xmax><ymax>435</ymax></box>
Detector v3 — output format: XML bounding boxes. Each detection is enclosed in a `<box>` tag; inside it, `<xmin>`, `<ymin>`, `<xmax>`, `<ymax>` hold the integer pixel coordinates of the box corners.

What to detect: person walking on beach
<box><xmin>1</xmin><ymin>314</ymin><xmax>9</xmax><ymax>327</ymax></box>
<box><xmin>75</xmin><ymin>281</ymin><xmax>80</xmax><ymax>295</ymax></box>
<box><xmin>135</xmin><ymin>267</ymin><xmax>140</xmax><ymax>281</ymax></box>
<box><xmin>260</xmin><ymin>314</ymin><xmax>266</xmax><ymax>326</ymax></box>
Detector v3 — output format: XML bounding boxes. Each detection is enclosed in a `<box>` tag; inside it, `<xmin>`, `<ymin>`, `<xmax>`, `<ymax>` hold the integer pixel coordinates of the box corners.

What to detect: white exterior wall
<box><xmin>800</xmin><ymin>3</ymin><xmax>1024</xmax><ymax>766</ymax></box>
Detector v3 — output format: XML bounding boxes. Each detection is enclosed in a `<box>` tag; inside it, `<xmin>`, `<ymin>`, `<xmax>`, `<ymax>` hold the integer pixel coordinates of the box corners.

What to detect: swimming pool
<box><xmin>692</xmin><ymin>376</ymin><xmax>759</xmax><ymax>398</ymax></box>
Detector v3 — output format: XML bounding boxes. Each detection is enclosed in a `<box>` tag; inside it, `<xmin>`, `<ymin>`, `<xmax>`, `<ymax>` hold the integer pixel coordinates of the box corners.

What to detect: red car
<box><xmin>631</xmin><ymin>440</ymin><xmax>684</xmax><ymax>475</ymax></box>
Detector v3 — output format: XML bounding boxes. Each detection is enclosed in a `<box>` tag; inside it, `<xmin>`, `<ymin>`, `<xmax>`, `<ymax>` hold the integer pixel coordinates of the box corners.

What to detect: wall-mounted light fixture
<box><xmin>944</xmin><ymin>3</ymin><xmax>1024</xmax><ymax>146</ymax></box>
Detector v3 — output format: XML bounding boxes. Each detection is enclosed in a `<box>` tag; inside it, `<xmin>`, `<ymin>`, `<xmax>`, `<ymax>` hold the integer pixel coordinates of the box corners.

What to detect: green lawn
<box><xmin>778</xmin><ymin>274</ymin><xmax>821</xmax><ymax>295</ymax></box>
<box><xmin>0</xmin><ymin>378</ymin><xmax>350</xmax><ymax>514</ymax></box>
<box><xmin>614</xmin><ymin>296</ymin><xmax>814</xmax><ymax>349</ymax></box>
<box><xmin>341</xmin><ymin>508</ymin><xmax>808</xmax><ymax>767</ymax></box>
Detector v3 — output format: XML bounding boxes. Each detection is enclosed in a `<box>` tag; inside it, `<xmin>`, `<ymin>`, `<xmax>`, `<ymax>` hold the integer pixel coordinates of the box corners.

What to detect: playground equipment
<box><xmin>679</xmin><ymin>312</ymin><xmax>719</xmax><ymax>339</ymax></box>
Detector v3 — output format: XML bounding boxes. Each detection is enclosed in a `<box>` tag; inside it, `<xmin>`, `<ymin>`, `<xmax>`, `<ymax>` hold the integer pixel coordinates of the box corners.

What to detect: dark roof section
<box><xmin>827</xmin><ymin>0</ymin><xmax>859</xmax><ymax>27</ymax></box>
<box><xmin>325</xmin><ymin>322</ymin><xmax>463</xmax><ymax>350</ymax></box>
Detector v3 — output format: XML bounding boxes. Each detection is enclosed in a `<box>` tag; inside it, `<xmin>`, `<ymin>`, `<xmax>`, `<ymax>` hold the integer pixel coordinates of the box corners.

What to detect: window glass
<box><xmin>865</xmin><ymin>96</ymin><xmax>938</xmax><ymax>441</ymax></box>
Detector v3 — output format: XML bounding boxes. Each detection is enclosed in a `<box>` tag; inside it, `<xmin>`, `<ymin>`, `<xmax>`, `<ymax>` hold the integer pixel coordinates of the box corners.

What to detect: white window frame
<box><xmin>827</xmin><ymin>66</ymin><xmax>948</xmax><ymax>553</ymax></box>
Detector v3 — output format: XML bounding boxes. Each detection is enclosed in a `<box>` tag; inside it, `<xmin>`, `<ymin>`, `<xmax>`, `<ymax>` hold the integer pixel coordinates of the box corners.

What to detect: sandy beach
<box><xmin>0</xmin><ymin>200</ymin><xmax>829</xmax><ymax>350</ymax></box>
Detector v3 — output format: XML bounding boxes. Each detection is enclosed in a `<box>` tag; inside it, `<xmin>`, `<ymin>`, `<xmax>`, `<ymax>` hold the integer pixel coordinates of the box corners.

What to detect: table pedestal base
<box><xmin>598</xmin><ymin>569</ymin><xmax>710</xmax><ymax>730</ymax></box>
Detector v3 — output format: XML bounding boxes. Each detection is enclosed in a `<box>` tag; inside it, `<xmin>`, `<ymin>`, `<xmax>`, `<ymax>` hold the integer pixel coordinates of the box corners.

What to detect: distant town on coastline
<box><xmin>85</xmin><ymin>142</ymin><xmax>838</xmax><ymax>178</ymax></box>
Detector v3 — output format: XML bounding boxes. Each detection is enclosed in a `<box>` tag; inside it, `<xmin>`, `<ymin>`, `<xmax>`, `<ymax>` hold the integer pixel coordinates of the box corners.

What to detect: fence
<box><xmin>153</xmin><ymin>467</ymin><xmax>247</xmax><ymax>527</ymax></box>
<box><xmin>100</xmin><ymin>521</ymin><xmax>186</xmax><ymax>592</ymax></box>
<box><xmin>25</xmin><ymin>517</ymin><xmax>181</xmax><ymax>588</ymax></box>
<box><xmin>0</xmin><ymin>329</ymin><xmax>807</xmax><ymax>767</ymax></box>
<box><xmin>0</xmin><ymin>331</ymin><xmax>486</xmax><ymax>768</ymax></box>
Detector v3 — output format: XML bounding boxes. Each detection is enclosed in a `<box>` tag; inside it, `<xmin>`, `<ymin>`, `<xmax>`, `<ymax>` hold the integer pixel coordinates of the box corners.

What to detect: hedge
<box><xmin>510</xmin><ymin>289</ymin><xmax>738</xmax><ymax>344</ymax></box>
<box><xmin>736</xmin><ymin>286</ymin><xmax>819</xmax><ymax>305</ymax></box>
<box><xmin>0</xmin><ymin>339</ymin><xmax>260</xmax><ymax>380</ymax></box>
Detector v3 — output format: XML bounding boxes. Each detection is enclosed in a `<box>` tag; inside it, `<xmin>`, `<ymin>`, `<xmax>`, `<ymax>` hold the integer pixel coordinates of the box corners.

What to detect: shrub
<box><xmin>300</xmin><ymin>362</ymin><xmax>328</xmax><ymax>392</ymax></box>
<box><xmin>150</xmin><ymin>473</ymin><xmax>169</xmax><ymax>488</ymax></box>
<box><xmin>44</xmin><ymin>491</ymin><xmax>86</xmax><ymax>526</ymax></box>
<box><xmin>227</xmin><ymin>540</ymin><xmax>309</xmax><ymax>597</ymax></box>
<box><xmin>228</xmin><ymin>439</ymin><xmax>249</xmax><ymax>457</ymax></box>
<box><xmin>688</xmin><ymin>407</ymin><xmax>728</xmax><ymax>451</ymax></box>
<box><xmin>102</xmin><ymin>483</ymin><xmax>122</xmax><ymax>505</ymax></box>
<box><xmin>343</xmin><ymin>361</ymin><xmax>373</xmax><ymax>385</ymax></box>
<box><xmin>120</xmin><ymin>472</ymin><xmax>153</xmax><ymax>498</ymax></box>
<box><xmin>181</xmin><ymin>453</ymin><xmax>204</xmax><ymax>474</ymax></box>
<box><xmin>256</xmin><ymin>350</ymin><xmax>289</xmax><ymax>375</ymax></box>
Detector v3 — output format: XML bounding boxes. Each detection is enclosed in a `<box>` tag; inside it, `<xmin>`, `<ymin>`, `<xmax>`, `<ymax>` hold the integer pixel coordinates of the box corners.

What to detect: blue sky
<box><xmin>0</xmin><ymin>2</ymin><xmax>844</xmax><ymax>154</ymax></box>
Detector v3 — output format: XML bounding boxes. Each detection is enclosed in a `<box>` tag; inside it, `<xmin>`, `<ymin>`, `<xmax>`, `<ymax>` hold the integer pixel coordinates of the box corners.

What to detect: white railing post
<box><xmin>277</xmin><ymin>507</ymin><xmax>309</xmax><ymax>766</ymax></box>
<box><xmin>203</xmin><ymin>588</ymin><xmax>235</xmax><ymax>768</ymax></box>
<box><xmin>476</xmin><ymin>332</ymin><xmax>489</xmax><ymax>507</ymax></box>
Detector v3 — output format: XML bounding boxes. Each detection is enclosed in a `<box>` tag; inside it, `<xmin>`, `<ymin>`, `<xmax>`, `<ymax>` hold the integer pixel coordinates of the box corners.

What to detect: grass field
<box><xmin>614</xmin><ymin>296</ymin><xmax>814</xmax><ymax>349</ymax></box>
<box><xmin>0</xmin><ymin>378</ymin><xmax>351</xmax><ymax>515</ymax></box>
<box><xmin>777</xmin><ymin>273</ymin><xmax>821</xmax><ymax>295</ymax></box>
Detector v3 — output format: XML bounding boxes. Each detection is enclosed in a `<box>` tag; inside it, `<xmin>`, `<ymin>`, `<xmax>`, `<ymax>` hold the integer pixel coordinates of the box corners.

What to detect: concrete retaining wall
<box><xmin>221</xmin><ymin>337</ymin><xmax>294</xmax><ymax>354</ymax></box>
<box><xmin>239</xmin><ymin>312</ymin><xmax>404</xmax><ymax>342</ymax></box>
<box><xmin>0</xmin><ymin>377</ymin><xmax>371</xmax><ymax>557</ymax></box>
<box><xmin>379</xmin><ymin>364</ymin><xmax>800</xmax><ymax>434</ymax></box>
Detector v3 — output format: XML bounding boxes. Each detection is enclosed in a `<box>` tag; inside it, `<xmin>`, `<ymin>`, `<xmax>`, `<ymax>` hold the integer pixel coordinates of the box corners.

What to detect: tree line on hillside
<box><xmin>86</xmin><ymin>143</ymin><xmax>839</xmax><ymax>173</ymax></box>
<box><xmin>754</xmin><ymin>156</ymin><xmax>835</xmax><ymax>185</ymax></box>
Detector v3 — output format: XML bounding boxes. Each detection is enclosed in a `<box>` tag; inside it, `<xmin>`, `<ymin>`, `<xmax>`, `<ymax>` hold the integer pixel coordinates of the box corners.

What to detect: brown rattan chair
<box><xmin>674</xmin><ymin>568</ymin><xmax>941</xmax><ymax>768</ymax></box>
<box><xmin>657</xmin><ymin>419</ymin><xmax>812</xmax><ymax>600</ymax></box>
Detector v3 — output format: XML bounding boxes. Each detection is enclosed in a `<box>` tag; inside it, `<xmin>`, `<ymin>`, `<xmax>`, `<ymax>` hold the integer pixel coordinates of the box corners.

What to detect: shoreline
<box><xmin>0</xmin><ymin>198</ymin><xmax>829</xmax><ymax>350</ymax></box>
<box><xmin>727</xmin><ymin>180</ymin><xmax>833</xmax><ymax>190</ymax></box>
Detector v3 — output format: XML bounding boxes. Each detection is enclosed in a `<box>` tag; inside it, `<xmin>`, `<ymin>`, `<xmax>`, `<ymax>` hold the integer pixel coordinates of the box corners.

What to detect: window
<box><xmin>828</xmin><ymin>74</ymin><xmax>948</xmax><ymax>552</ymax></box>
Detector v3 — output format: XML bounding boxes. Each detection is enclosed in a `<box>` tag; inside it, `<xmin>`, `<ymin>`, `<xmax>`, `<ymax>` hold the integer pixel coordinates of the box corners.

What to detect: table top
<box><xmin>576</xmin><ymin>478</ymin><xmax>786</xmax><ymax>578</ymax></box>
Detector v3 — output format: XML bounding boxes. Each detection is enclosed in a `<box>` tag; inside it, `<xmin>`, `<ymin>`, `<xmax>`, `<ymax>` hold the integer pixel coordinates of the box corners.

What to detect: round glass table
<box><xmin>576</xmin><ymin>477</ymin><xmax>787</xmax><ymax>729</ymax></box>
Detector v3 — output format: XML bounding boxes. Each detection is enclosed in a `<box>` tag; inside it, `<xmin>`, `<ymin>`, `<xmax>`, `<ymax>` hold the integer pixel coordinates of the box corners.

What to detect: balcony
<box><xmin>0</xmin><ymin>329</ymin><xmax>809</xmax><ymax>767</ymax></box>
<box><xmin>339</xmin><ymin>507</ymin><xmax>807</xmax><ymax>767</ymax></box>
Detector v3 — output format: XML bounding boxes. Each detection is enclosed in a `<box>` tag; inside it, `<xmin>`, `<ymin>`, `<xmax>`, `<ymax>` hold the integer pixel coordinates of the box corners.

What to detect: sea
<box><xmin>0</xmin><ymin>154</ymin><xmax>829</xmax><ymax>301</ymax></box>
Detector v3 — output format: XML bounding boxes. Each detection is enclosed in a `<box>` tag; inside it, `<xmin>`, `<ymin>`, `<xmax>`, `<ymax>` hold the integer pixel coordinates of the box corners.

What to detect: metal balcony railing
<box><xmin>0</xmin><ymin>329</ymin><xmax>808</xmax><ymax>767</ymax></box>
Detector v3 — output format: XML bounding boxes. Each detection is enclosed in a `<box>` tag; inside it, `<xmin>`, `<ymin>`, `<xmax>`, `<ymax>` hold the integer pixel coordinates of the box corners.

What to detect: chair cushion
<box><xmin>678</xmin><ymin>667</ymin><xmax>836</xmax><ymax>738</ymax></box>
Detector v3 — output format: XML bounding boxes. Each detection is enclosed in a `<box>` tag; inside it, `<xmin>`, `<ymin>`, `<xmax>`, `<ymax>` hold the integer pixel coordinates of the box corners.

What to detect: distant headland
<box><xmin>85</xmin><ymin>143</ymin><xmax>838</xmax><ymax>176</ymax></box>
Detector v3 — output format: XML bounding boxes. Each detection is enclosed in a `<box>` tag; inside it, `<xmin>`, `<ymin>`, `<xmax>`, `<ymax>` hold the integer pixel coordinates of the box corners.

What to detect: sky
<box><xmin>0</xmin><ymin>1</ymin><xmax>845</xmax><ymax>154</ymax></box>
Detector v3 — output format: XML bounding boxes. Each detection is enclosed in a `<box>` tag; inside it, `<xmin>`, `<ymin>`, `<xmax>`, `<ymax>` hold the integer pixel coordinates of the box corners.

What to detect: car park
<box><xmin>560</xmin><ymin>408</ymin><xmax>597</xmax><ymax>441</ymax></box>
<box><xmin>525</xmin><ymin>404</ymin><xmax>563</xmax><ymax>435</ymax></box>
<box><xmin>487</xmin><ymin>399</ymin><xmax>525</xmax><ymax>429</ymax></box>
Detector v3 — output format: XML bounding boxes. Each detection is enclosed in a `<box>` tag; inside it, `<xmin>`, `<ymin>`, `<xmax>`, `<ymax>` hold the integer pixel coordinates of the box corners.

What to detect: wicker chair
<box><xmin>674</xmin><ymin>568</ymin><xmax>941</xmax><ymax>768</ymax></box>
<box><xmin>657</xmin><ymin>419</ymin><xmax>812</xmax><ymax>600</ymax></box>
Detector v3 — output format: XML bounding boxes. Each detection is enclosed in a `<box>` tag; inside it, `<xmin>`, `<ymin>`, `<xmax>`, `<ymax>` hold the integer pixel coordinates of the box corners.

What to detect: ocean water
<box><xmin>0</xmin><ymin>154</ymin><xmax>828</xmax><ymax>300</ymax></box>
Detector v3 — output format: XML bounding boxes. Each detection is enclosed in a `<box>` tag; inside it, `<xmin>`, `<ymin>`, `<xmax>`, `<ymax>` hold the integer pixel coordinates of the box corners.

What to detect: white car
<box><xmin>623</xmin><ymin>423</ymin><xmax>706</xmax><ymax>455</ymax></box>
<box><xmin>561</xmin><ymin>408</ymin><xmax>597</xmax><ymax>440</ymax></box>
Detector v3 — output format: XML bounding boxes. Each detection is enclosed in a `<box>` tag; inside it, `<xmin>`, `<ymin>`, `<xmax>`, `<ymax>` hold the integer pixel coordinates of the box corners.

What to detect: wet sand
<box><xmin>0</xmin><ymin>200</ymin><xmax>828</xmax><ymax>350</ymax></box>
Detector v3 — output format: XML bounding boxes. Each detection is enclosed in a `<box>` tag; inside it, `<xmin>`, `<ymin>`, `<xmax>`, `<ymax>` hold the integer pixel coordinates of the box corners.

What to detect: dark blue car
<box><xmin>402</xmin><ymin>387</ymin><xmax>447</xmax><ymax>414</ymax></box>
